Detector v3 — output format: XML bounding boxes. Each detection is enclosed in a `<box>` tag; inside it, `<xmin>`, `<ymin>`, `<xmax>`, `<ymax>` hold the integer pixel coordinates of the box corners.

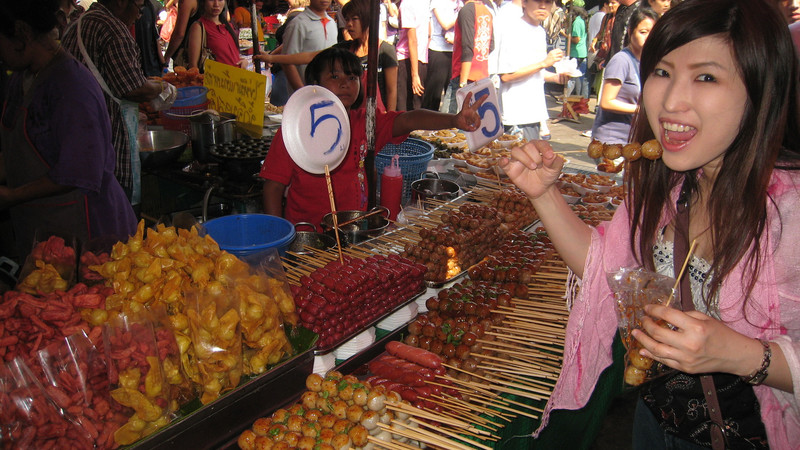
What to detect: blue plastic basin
<box><xmin>202</xmin><ymin>214</ymin><xmax>296</xmax><ymax>257</ymax></box>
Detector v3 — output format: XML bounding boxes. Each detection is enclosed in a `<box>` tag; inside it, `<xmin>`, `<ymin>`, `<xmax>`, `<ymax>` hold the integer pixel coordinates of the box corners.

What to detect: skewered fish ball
<box><xmin>641</xmin><ymin>139</ymin><xmax>663</xmax><ymax>160</ymax></box>
<box><xmin>622</xmin><ymin>143</ymin><xmax>642</xmax><ymax>161</ymax></box>
<box><xmin>604</xmin><ymin>143</ymin><xmax>623</xmax><ymax>160</ymax></box>
<box><xmin>624</xmin><ymin>365</ymin><xmax>647</xmax><ymax>386</ymax></box>
<box><xmin>588</xmin><ymin>139</ymin><xmax>604</xmax><ymax>159</ymax></box>
<box><xmin>628</xmin><ymin>348</ymin><xmax>654</xmax><ymax>370</ymax></box>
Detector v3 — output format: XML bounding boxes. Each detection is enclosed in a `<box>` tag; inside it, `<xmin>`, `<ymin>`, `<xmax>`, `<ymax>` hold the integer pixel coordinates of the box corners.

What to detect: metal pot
<box><xmin>138</xmin><ymin>130</ymin><xmax>189</xmax><ymax>168</ymax></box>
<box><xmin>288</xmin><ymin>222</ymin><xmax>338</xmax><ymax>254</ymax></box>
<box><xmin>411</xmin><ymin>172</ymin><xmax>460</xmax><ymax>203</ymax></box>
<box><xmin>320</xmin><ymin>206</ymin><xmax>390</xmax><ymax>245</ymax></box>
<box><xmin>189</xmin><ymin>112</ymin><xmax>238</xmax><ymax>162</ymax></box>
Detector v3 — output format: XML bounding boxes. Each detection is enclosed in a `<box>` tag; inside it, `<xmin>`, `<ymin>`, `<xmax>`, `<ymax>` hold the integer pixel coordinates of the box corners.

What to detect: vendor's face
<box><xmin>0</xmin><ymin>33</ymin><xmax>27</xmax><ymax>71</ymax></box>
<box><xmin>204</xmin><ymin>0</ymin><xmax>226</xmax><ymax>17</ymax></box>
<box><xmin>345</xmin><ymin>15</ymin><xmax>364</xmax><ymax>40</ymax></box>
<box><xmin>122</xmin><ymin>0</ymin><xmax>145</xmax><ymax>26</ymax></box>
<box><xmin>643</xmin><ymin>36</ymin><xmax>747</xmax><ymax>180</ymax></box>
<box><xmin>319</xmin><ymin>61</ymin><xmax>360</xmax><ymax>109</ymax></box>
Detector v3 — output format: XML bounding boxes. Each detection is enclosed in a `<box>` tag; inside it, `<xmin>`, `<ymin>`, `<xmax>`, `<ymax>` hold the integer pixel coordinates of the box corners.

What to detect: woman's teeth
<box><xmin>662</xmin><ymin>122</ymin><xmax>694</xmax><ymax>133</ymax></box>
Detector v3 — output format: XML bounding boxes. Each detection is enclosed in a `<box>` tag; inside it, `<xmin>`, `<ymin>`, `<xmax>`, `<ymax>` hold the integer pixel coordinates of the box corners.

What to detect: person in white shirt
<box><xmin>396</xmin><ymin>0</ymin><xmax>431</xmax><ymax>110</ymax></box>
<box><xmin>423</xmin><ymin>0</ymin><xmax>460</xmax><ymax>110</ymax></box>
<box><xmin>588</xmin><ymin>1</ymin><xmax>606</xmax><ymax>44</ymax></box>
<box><xmin>282</xmin><ymin>0</ymin><xmax>337</xmax><ymax>93</ymax></box>
<box><xmin>496</xmin><ymin>0</ymin><xmax>565</xmax><ymax>140</ymax></box>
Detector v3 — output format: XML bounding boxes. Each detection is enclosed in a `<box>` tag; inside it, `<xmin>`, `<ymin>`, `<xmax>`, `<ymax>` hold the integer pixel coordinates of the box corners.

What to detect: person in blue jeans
<box><xmin>566</xmin><ymin>0</ymin><xmax>589</xmax><ymax>99</ymax></box>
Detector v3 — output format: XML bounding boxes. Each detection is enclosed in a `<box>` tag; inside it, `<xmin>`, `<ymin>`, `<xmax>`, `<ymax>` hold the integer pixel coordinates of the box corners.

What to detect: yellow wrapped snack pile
<box><xmin>186</xmin><ymin>289</ymin><xmax>243</xmax><ymax>404</ymax></box>
<box><xmin>90</xmin><ymin>221</ymin><xmax>296</xmax><ymax>405</ymax></box>
<box><xmin>18</xmin><ymin>260</ymin><xmax>69</xmax><ymax>294</ymax></box>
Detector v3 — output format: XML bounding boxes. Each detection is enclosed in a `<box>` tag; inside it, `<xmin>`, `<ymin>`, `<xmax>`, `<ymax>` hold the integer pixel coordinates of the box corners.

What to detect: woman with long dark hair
<box><xmin>187</xmin><ymin>0</ymin><xmax>247</xmax><ymax>70</ymax></box>
<box><xmin>501</xmin><ymin>0</ymin><xmax>800</xmax><ymax>447</ymax></box>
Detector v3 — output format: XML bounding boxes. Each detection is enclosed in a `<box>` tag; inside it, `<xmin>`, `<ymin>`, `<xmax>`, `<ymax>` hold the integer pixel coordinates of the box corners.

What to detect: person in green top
<box><xmin>567</xmin><ymin>0</ymin><xmax>589</xmax><ymax>98</ymax></box>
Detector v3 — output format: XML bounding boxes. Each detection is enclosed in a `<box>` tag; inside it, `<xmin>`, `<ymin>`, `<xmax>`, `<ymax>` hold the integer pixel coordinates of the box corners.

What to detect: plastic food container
<box><xmin>202</xmin><ymin>214</ymin><xmax>296</xmax><ymax>258</ymax></box>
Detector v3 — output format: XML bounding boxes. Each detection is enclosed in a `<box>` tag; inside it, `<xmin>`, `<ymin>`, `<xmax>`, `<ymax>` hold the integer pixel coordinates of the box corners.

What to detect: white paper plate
<box><xmin>282</xmin><ymin>85</ymin><xmax>350</xmax><ymax>174</ymax></box>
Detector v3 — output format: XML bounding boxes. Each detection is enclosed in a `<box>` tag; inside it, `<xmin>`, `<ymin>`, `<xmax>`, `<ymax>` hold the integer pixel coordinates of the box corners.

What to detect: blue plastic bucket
<box><xmin>173</xmin><ymin>86</ymin><xmax>208</xmax><ymax>108</ymax></box>
<box><xmin>202</xmin><ymin>214</ymin><xmax>296</xmax><ymax>258</ymax></box>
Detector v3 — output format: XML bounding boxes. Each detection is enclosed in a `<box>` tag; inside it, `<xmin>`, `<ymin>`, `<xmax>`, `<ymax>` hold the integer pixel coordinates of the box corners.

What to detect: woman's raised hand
<box><xmin>499</xmin><ymin>140</ymin><xmax>565</xmax><ymax>200</ymax></box>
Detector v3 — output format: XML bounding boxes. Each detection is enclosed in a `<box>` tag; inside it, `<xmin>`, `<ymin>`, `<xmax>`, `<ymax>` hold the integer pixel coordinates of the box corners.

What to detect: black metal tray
<box><xmin>313</xmin><ymin>286</ymin><xmax>427</xmax><ymax>356</ymax></box>
<box><xmin>131</xmin><ymin>327</ymin><xmax>316</xmax><ymax>449</ymax></box>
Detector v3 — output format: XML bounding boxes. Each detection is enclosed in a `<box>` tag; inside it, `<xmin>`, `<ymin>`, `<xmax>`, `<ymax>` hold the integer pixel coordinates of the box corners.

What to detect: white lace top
<box><xmin>653</xmin><ymin>235</ymin><xmax>720</xmax><ymax>319</ymax></box>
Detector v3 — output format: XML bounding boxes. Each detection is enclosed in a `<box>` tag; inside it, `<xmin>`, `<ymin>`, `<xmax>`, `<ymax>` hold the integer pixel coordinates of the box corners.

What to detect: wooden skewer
<box><xmin>477</xmin><ymin>363</ymin><xmax>560</xmax><ymax>382</ymax></box>
<box><xmin>476</xmin><ymin>350</ymin><xmax>562</xmax><ymax>368</ymax></box>
<box><xmin>457</xmin><ymin>371</ymin><xmax>557</xmax><ymax>399</ymax></box>
<box><xmin>449</xmin><ymin>354</ymin><xmax>559</xmax><ymax>387</ymax></box>
<box><xmin>384</xmin><ymin>401</ymin><xmax>486</xmax><ymax>430</ymax></box>
<box><xmin>404</xmin><ymin>418</ymin><xmax>494</xmax><ymax>450</ymax></box>
<box><xmin>408</xmin><ymin>398</ymin><xmax>501</xmax><ymax>437</ymax></box>
<box><xmin>665</xmin><ymin>239</ymin><xmax>697</xmax><ymax>307</ymax></box>
<box><xmin>485</xmin><ymin>372</ymin><xmax>555</xmax><ymax>396</ymax></box>
<box><xmin>480</xmin><ymin>335</ymin><xmax>563</xmax><ymax>353</ymax></box>
<box><xmin>479</xmin><ymin>343</ymin><xmax>563</xmax><ymax>364</ymax></box>
<box><xmin>377</xmin><ymin>422</ymin><xmax>474</xmax><ymax>450</ymax></box>
<box><xmin>424</xmin><ymin>397</ymin><xmax>502</xmax><ymax>431</ymax></box>
<box><xmin>324</xmin><ymin>164</ymin><xmax>344</xmax><ymax>264</ymax></box>
<box><xmin>367</xmin><ymin>435</ymin><xmax>413</xmax><ymax>450</ymax></box>
<box><xmin>334</xmin><ymin>207</ymin><xmax>387</xmax><ymax>229</ymax></box>
<box><xmin>464</xmin><ymin>392</ymin><xmax>540</xmax><ymax>420</ymax></box>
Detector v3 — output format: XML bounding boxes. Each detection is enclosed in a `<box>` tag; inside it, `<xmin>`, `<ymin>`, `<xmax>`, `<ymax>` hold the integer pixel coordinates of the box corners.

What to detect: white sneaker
<box><xmin>581</xmin><ymin>130</ymin><xmax>592</xmax><ymax>138</ymax></box>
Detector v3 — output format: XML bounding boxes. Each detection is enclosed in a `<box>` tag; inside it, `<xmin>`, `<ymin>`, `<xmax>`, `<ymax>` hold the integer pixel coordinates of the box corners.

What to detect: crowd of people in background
<box><xmin>3</xmin><ymin>0</ymin><xmax>800</xmax><ymax>258</ymax></box>
<box><xmin>32</xmin><ymin>0</ymin><xmax>800</xmax><ymax>146</ymax></box>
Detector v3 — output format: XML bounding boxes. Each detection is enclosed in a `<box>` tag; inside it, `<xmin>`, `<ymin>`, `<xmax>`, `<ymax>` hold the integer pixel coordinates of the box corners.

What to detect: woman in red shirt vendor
<box><xmin>260</xmin><ymin>47</ymin><xmax>485</xmax><ymax>226</ymax></box>
<box><xmin>187</xmin><ymin>0</ymin><xmax>247</xmax><ymax>70</ymax></box>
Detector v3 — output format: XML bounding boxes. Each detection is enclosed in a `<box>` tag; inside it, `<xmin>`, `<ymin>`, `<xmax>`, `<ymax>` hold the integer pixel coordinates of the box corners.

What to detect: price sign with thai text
<box><xmin>456</xmin><ymin>78</ymin><xmax>503</xmax><ymax>152</ymax></box>
<box><xmin>204</xmin><ymin>60</ymin><xmax>266</xmax><ymax>130</ymax></box>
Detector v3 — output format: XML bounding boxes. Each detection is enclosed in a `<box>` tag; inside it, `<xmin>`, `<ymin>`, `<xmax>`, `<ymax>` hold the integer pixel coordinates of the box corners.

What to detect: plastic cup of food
<box><xmin>607</xmin><ymin>267</ymin><xmax>680</xmax><ymax>387</ymax></box>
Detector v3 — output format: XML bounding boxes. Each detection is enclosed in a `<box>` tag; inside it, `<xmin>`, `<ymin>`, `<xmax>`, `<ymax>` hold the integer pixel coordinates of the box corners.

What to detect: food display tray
<box><xmin>424</xmin><ymin>269</ymin><xmax>468</xmax><ymax>289</ymax></box>
<box><xmin>313</xmin><ymin>286</ymin><xmax>427</xmax><ymax>356</ymax></box>
<box><xmin>131</xmin><ymin>328</ymin><xmax>316</xmax><ymax>449</ymax></box>
<box><xmin>421</xmin><ymin>217</ymin><xmax>541</xmax><ymax>289</ymax></box>
<box><xmin>333</xmin><ymin>319</ymin><xmax>411</xmax><ymax>375</ymax></box>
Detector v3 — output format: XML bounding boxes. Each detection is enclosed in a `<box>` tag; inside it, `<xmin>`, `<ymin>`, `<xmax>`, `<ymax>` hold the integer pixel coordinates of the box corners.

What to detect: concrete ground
<box><xmin>541</xmin><ymin>94</ymin><xmax>637</xmax><ymax>450</ymax></box>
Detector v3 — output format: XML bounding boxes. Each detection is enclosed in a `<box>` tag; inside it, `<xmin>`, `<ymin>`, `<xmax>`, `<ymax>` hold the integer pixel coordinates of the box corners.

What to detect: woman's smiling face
<box><xmin>642</xmin><ymin>35</ymin><xmax>748</xmax><ymax>180</ymax></box>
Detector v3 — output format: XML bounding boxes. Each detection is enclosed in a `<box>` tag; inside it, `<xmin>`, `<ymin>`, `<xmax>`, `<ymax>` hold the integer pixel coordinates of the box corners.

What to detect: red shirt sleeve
<box><xmin>375</xmin><ymin>110</ymin><xmax>408</xmax><ymax>151</ymax></box>
<box><xmin>259</xmin><ymin>128</ymin><xmax>294</xmax><ymax>185</ymax></box>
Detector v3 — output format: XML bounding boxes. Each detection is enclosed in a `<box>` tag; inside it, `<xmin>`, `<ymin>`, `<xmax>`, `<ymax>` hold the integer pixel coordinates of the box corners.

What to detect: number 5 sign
<box><xmin>282</xmin><ymin>85</ymin><xmax>351</xmax><ymax>174</ymax></box>
<box><xmin>456</xmin><ymin>78</ymin><xmax>503</xmax><ymax>152</ymax></box>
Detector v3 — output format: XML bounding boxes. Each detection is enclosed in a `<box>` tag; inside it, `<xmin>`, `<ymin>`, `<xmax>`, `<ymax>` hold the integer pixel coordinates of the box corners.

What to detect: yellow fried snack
<box><xmin>18</xmin><ymin>260</ymin><xmax>68</xmax><ymax>294</ymax></box>
<box><xmin>187</xmin><ymin>292</ymin><xmax>243</xmax><ymax>404</ymax></box>
<box><xmin>90</xmin><ymin>220</ymin><xmax>297</xmax><ymax>410</ymax></box>
<box><xmin>110</xmin><ymin>387</ymin><xmax>163</xmax><ymax>422</ymax></box>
